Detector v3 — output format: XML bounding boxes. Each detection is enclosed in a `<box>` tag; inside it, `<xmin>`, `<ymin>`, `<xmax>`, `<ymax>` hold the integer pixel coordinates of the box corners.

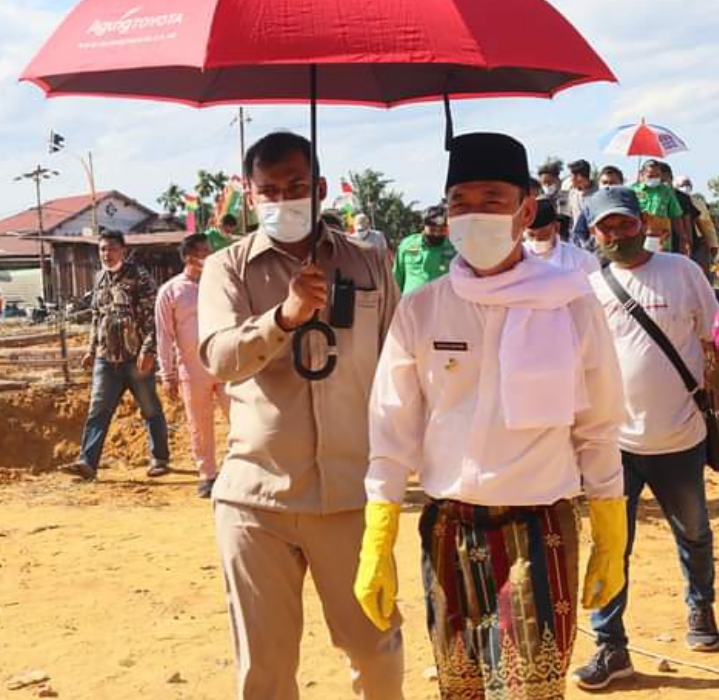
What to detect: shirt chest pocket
<box><xmin>334</xmin><ymin>289</ymin><xmax>381</xmax><ymax>387</ymax></box>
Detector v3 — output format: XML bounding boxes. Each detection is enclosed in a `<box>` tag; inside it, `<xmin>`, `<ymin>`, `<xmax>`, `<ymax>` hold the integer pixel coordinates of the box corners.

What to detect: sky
<box><xmin>1</xmin><ymin>0</ymin><xmax>718</xmax><ymax>220</ymax></box>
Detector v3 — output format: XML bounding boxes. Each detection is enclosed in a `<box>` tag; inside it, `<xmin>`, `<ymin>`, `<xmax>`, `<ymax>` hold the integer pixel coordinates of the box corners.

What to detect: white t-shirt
<box><xmin>590</xmin><ymin>253</ymin><xmax>719</xmax><ymax>455</ymax></box>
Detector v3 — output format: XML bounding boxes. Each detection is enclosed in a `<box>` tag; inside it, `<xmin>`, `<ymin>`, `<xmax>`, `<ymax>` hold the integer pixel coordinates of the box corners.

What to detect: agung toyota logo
<box><xmin>86</xmin><ymin>6</ymin><xmax>184</xmax><ymax>38</ymax></box>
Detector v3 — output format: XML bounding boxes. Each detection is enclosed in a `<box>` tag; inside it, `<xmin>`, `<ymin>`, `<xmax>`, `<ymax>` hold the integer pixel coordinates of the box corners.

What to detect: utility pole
<box><xmin>235</xmin><ymin>107</ymin><xmax>252</xmax><ymax>234</ymax></box>
<box><xmin>81</xmin><ymin>151</ymin><xmax>99</xmax><ymax>236</ymax></box>
<box><xmin>14</xmin><ymin>165</ymin><xmax>59</xmax><ymax>301</ymax></box>
<box><xmin>48</xmin><ymin>132</ymin><xmax>98</xmax><ymax>236</ymax></box>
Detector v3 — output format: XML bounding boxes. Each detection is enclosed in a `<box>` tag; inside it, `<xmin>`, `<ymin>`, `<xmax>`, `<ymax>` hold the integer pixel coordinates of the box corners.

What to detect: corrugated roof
<box><xmin>0</xmin><ymin>190</ymin><xmax>156</xmax><ymax>236</ymax></box>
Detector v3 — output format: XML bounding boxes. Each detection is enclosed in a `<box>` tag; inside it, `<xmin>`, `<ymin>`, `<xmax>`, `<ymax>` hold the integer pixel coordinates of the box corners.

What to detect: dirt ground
<box><xmin>2</xmin><ymin>386</ymin><xmax>719</xmax><ymax>699</ymax></box>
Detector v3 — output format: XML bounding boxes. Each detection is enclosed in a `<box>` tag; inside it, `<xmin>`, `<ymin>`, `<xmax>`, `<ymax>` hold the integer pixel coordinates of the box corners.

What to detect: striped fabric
<box><xmin>419</xmin><ymin>499</ymin><xmax>580</xmax><ymax>700</ymax></box>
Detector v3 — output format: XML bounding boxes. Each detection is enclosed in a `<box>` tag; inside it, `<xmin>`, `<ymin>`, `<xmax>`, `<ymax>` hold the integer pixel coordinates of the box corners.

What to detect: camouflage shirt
<box><xmin>89</xmin><ymin>261</ymin><xmax>157</xmax><ymax>362</ymax></box>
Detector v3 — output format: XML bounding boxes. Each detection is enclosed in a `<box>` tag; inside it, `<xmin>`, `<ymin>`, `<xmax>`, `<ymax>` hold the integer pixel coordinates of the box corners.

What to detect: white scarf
<box><xmin>449</xmin><ymin>254</ymin><xmax>592</xmax><ymax>429</ymax></box>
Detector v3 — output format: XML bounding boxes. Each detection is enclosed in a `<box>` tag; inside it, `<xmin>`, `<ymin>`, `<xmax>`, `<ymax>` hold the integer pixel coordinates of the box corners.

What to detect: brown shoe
<box><xmin>59</xmin><ymin>461</ymin><xmax>96</xmax><ymax>482</ymax></box>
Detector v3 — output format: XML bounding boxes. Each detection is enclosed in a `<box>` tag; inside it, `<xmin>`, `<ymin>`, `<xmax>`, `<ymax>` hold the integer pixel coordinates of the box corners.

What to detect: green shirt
<box><xmin>632</xmin><ymin>183</ymin><xmax>683</xmax><ymax>218</ymax></box>
<box><xmin>393</xmin><ymin>233</ymin><xmax>456</xmax><ymax>294</ymax></box>
<box><xmin>205</xmin><ymin>228</ymin><xmax>234</xmax><ymax>252</ymax></box>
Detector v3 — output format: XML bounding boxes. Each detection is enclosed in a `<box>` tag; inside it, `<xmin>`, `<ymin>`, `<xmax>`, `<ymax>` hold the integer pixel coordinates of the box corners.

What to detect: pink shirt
<box><xmin>156</xmin><ymin>272</ymin><xmax>213</xmax><ymax>382</ymax></box>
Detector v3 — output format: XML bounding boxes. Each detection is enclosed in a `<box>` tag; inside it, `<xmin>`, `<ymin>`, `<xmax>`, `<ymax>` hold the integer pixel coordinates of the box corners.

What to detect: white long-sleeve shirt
<box><xmin>366</xmin><ymin>275</ymin><xmax>625</xmax><ymax>506</ymax></box>
<box><xmin>525</xmin><ymin>239</ymin><xmax>600</xmax><ymax>276</ymax></box>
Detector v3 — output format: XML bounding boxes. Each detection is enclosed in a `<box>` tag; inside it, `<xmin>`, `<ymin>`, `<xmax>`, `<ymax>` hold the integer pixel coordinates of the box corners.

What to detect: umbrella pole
<box><xmin>291</xmin><ymin>64</ymin><xmax>338</xmax><ymax>381</ymax></box>
<box><xmin>310</xmin><ymin>64</ymin><xmax>318</xmax><ymax>262</ymax></box>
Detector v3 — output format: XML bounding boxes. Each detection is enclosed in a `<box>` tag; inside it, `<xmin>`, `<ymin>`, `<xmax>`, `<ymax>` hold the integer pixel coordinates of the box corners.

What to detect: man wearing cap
<box><xmin>573</xmin><ymin>186</ymin><xmax>719</xmax><ymax>691</ymax></box>
<box><xmin>525</xmin><ymin>197</ymin><xmax>600</xmax><ymax>276</ymax></box>
<box><xmin>354</xmin><ymin>133</ymin><xmax>627</xmax><ymax>699</ymax></box>
<box><xmin>351</xmin><ymin>212</ymin><xmax>389</xmax><ymax>252</ymax></box>
<box><xmin>393</xmin><ymin>203</ymin><xmax>455</xmax><ymax>294</ymax></box>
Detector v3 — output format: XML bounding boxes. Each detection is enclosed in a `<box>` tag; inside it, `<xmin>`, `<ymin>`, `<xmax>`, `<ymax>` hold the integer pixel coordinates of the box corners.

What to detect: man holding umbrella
<box><xmin>354</xmin><ymin>133</ymin><xmax>627</xmax><ymax>700</ymax></box>
<box><xmin>198</xmin><ymin>131</ymin><xmax>403</xmax><ymax>700</ymax></box>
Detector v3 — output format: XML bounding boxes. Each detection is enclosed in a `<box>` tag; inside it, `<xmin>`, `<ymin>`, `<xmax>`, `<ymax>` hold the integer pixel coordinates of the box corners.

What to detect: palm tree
<box><xmin>156</xmin><ymin>183</ymin><xmax>186</xmax><ymax>215</ymax></box>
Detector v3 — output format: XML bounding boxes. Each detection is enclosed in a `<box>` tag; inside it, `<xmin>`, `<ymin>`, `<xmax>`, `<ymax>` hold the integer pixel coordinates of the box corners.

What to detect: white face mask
<box><xmin>102</xmin><ymin>260</ymin><xmax>124</xmax><ymax>273</ymax></box>
<box><xmin>256</xmin><ymin>198</ymin><xmax>313</xmax><ymax>243</ymax></box>
<box><xmin>644</xmin><ymin>177</ymin><xmax>662</xmax><ymax>188</ymax></box>
<box><xmin>448</xmin><ymin>211</ymin><xmax>521</xmax><ymax>271</ymax></box>
<box><xmin>679</xmin><ymin>185</ymin><xmax>693</xmax><ymax>195</ymax></box>
<box><xmin>644</xmin><ymin>236</ymin><xmax>663</xmax><ymax>252</ymax></box>
<box><xmin>542</xmin><ymin>184</ymin><xmax>559</xmax><ymax>196</ymax></box>
<box><xmin>527</xmin><ymin>238</ymin><xmax>555</xmax><ymax>255</ymax></box>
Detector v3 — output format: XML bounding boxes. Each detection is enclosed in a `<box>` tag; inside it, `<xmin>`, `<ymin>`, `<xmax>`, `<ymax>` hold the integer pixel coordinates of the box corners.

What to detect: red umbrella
<box><xmin>22</xmin><ymin>0</ymin><xmax>615</xmax><ymax>380</ymax></box>
<box><xmin>22</xmin><ymin>0</ymin><xmax>614</xmax><ymax>107</ymax></box>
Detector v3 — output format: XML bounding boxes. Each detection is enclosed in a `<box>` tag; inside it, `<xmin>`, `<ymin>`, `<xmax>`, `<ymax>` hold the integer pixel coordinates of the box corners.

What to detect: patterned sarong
<box><xmin>419</xmin><ymin>499</ymin><xmax>580</xmax><ymax>700</ymax></box>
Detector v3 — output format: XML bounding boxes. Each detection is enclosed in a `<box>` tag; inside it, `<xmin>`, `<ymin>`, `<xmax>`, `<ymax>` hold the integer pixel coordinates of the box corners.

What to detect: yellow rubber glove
<box><xmin>582</xmin><ymin>497</ymin><xmax>628</xmax><ymax>609</ymax></box>
<box><xmin>353</xmin><ymin>501</ymin><xmax>401</xmax><ymax>631</ymax></box>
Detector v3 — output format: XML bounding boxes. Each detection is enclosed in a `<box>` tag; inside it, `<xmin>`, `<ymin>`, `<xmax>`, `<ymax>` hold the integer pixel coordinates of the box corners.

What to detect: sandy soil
<box><xmin>2</xmin><ymin>387</ymin><xmax>719</xmax><ymax>699</ymax></box>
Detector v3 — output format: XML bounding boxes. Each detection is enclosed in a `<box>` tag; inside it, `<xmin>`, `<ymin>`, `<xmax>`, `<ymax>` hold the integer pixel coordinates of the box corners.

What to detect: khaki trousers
<box><xmin>215</xmin><ymin>502</ymin><xmax>404</xmax><ymax>700</ymax></box>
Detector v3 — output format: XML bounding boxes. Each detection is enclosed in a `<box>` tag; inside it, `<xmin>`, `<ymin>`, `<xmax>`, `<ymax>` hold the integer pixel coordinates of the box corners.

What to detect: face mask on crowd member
<box><xmin>675</xmin><ymin>176</ymin><xmax>693</xmax><ymax>195</ymax></box>
<box><xmin>180</xmin><ymin>235</ymin><xmax>212</xmax><ymax>280</ymax></box>
<box><xmin>641</xmin><ymin>161</ymin><xmax>663</xmax><ymax>189</ymax></box>
<box><xmin>246</xmin><ymin>141</ymin><xmax>327</xmax><ymax>247</ymax></box>
<box><xmin>587</xmin><ymin>187</ymin><xmax>649</xmax><ymax>266</ymax></box>
<box><xmin>445</xmin><ymin>133</ymin><xmax>536</xmax><ymax>275</ymax></box>
<box><xmin>422</xmin><ymin>205</ymin><xmax>449</xmax><ymax>247</ymax></box>
<box><xmin>568</xmin><ymin>159</ymin><xmax>592</xmax><ymax>191</ymax></box>
<box><xmin>675</xmin><ymin>177</ymin><xmax>693</xmax><ymax>194</ymax></box>
<box><xmin>524</xmin><ymin>198</ymin><xmax>559</xmax><ymax>256</ymax></box>
<box><xmin>99</xmin><ymin>233</ymin><xmax>126</xmax><ymax>272</ymax></box>
<box><xmin>538</xmin><ymin>163</ymin><xmax>562</xmax><ymax>197</ymax></box>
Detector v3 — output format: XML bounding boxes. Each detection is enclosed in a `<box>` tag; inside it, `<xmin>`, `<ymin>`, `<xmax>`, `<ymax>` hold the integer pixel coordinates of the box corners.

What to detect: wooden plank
<box><xmin>0</xmin><ymin>380</ymin><xmax>30</xmax><ymax>392</ymax></box>
<box><xmin>0</xmin><ymin>358</ymin><xmax>71</xmax><ymax>367</ymax></box>
<box><xmin>0</xmin><ymin>348</ymin><xmax>83</xmax><ymax>361</ymax></box>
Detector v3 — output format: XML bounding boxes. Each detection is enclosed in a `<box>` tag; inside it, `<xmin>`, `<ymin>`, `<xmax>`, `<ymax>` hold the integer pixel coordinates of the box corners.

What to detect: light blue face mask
<box><xmin>644</xmin><ymin>177</ymin><xmax>662</xmax><ymax>188</ymax></box>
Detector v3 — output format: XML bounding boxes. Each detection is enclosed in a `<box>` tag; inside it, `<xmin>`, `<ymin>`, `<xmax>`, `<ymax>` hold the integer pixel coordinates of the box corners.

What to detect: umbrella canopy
<box><xmin>601</xmin><ymin>120</ymin><xmax>689</xmax><ymax>158</ymax></box>
<box><xmin>22</xmin><ymin>0</ymin><xmax>615</xmax><ymax>106</ymax></box>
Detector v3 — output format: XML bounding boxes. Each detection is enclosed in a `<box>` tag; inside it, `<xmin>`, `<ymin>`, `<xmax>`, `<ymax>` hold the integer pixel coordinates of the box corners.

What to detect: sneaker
<box><xmin>59</xmin><ymin>461</ymin><xmax>96</xmax><ymax>482</ymax></box>
<box><xmin>687</xmin><ymin>605</ymin><xmax>719</xmax><ymax>651</ymax></box>
<box><xmin>197</xmin><ymin>478</ymin><xmax>216</xmax><ymax>499</ymax></box>
<box><xmin>146</xmin><ymin>460</ymin><xmax>171</xmax><ymax>478</ymax></box>
<box><xmin>572</xmin><ymin>644</ymin><xmax>634</xmax><ymax>690</ymax></box>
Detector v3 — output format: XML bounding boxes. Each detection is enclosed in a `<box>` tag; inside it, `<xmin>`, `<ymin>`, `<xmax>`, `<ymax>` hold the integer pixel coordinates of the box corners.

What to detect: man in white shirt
<box><xmin>353</xmin><ymin>133</ymin><xmax>627</xmax><ymax>700</ymax></box>
<box><xmin>573</xmin><ymin>186</ymin><xmax>719</xmax><ymax>691</ymax></box>
<box><xmin>351</xmin><ymin>213</ymin><xmax>389</xmax><ymax>253</ymax></box>
<box><xmin>524</xmin><ymin>197</ymin><xmax>600</xmax><ymax>276</ymax></box>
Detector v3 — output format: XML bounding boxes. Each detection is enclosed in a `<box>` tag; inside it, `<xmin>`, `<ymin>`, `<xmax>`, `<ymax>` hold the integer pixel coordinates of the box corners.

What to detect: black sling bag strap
<box><xmin>601</xmin><ymin>264</ymin><xmax>704</xmax><ymax>407</ymax></box>
<box><xmin>601</xmin><ymin>264</ymin><xmax>719</xmax><ymax>471</ymax></box>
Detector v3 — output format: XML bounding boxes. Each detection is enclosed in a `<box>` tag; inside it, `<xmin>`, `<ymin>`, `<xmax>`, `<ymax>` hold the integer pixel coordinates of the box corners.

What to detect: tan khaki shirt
<box><xmin>198</xmin><ymin>227</ymin><xmax>399</xmax><ymax>514</ymax></box>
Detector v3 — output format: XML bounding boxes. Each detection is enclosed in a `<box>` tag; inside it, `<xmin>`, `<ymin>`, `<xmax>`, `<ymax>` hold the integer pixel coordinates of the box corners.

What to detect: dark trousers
<box><xmin>79</xmin><ymin>359</ymin><xmax>169</xmax><ymax>469</ymax></box>
<box><xmin>592</xmin><ymin>441</ymin><xmax>714</xmax><ymax>647</ymax></box>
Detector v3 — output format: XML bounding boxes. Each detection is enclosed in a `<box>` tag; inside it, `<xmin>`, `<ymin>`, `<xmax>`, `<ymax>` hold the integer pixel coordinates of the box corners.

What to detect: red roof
<box><xmin>0</xmin><ymin>191</ymin><xmax>112</xmax><ymax>236</ymax></box>
<box><xmin>0</xmin><ymin>190</ymin><xmax>156</xmax><ymax>236</ymax></box>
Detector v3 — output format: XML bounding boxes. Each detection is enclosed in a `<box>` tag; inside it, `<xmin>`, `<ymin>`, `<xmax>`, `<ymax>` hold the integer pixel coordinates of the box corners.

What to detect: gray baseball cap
<box><xmin>585</xmin><ymin>186</ymin><xmax>642</xmax><ymax>227</ymax></box>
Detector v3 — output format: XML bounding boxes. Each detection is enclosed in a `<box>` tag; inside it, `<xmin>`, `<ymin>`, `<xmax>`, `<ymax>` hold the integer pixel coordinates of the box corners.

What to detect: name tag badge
<box><xmin>433</xmin><ymin>341</ymin><xmax>469</xmax><ymax>352</ymax></box>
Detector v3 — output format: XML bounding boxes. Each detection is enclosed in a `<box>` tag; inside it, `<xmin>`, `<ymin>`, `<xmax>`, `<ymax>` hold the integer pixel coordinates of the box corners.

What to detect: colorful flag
<box><xmin>184</xmin><ymin>193</ymin><xmax>199</xmax><ymax>211</ymax></box>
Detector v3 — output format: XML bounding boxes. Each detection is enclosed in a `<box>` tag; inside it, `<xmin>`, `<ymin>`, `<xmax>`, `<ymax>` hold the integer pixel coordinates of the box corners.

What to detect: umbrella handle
<box><xmin>292</xmin><ymin>317</ymin><xmax>338</xmax><ymax>381</ymax></box>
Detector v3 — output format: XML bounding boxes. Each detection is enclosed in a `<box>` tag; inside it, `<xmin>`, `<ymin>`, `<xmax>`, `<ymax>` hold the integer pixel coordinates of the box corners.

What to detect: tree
<box><xmin>156</xmin><ymin>183</ymin><xmax>186</xmax><ymax>216</ymax></box>
<box><xmin>708</xmin><ymin>177</ymin><xmax>719</xmax><ymax>221</ymax></box>
<box><xmin>348</xmin><ymin>169</ymin><xmax>422</xmax><ymax>249</ymax></box>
